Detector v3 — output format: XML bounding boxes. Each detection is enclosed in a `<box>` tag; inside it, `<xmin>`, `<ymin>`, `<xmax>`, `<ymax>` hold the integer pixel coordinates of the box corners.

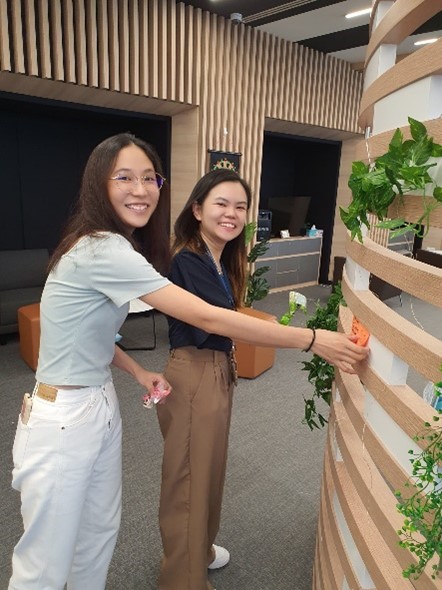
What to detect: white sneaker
<box><xmin>208</xmin><ymin>544</ymin><xmax>230</xmax><ymax>569</ymax></box>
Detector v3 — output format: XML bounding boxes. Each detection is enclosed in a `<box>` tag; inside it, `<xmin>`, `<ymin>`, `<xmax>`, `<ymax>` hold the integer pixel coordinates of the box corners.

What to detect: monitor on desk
<box><xmin>267</xmin><ymin>196</ymin><xmax>311</xmax><ymax>237</ymax></box>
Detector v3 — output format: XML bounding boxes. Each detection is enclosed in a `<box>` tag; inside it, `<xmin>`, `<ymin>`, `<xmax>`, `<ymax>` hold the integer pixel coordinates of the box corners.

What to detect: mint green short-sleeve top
<box><xmin>36</xmin><ymin>232</ymin><xmax>170</xmax><ymax>386</ymax></box>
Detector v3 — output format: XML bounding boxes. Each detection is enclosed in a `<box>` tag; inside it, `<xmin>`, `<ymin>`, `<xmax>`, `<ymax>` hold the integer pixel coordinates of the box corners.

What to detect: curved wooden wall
<box><xmin>0</xmin><ymin>0</ymin><xmax>363</xmax><ymax>222</ymax></box>
<box><xmin>314</xmin><ymin>1</ymin><xmax>442</xmax><ymax>588</ymax></box>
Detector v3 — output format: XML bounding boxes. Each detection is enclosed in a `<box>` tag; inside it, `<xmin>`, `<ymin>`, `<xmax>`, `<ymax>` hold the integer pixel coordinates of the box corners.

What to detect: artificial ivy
<box><xmin>278</xmin><ymin>284</ymin><xmax>344</xmax><ymax>430</ymax></box>
<box><xmin>300</xmin><ymin>284</ymin><xmax>344</xmax><ymax>430</ymax></box>
<box><xmin>395</xmin><ymin>382</ymin><xmax>442</xmax><ymax>580</ymax></box>
<box><xmin>340</xmin><ymin>117</ymin><xmax>442</xmax><ymax>242</ymax></box>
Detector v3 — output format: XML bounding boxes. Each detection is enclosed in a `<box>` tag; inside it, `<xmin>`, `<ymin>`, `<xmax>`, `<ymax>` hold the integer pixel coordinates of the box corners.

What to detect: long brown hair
<box><xmin>172</xmin><ymin>168</ymin><xmax>252</xmax><ymax>308</ymax></box>
<box><xmin>48</xmin><ymin>132</ymin><xmax>170</xmax><ymax>274</ymax></box>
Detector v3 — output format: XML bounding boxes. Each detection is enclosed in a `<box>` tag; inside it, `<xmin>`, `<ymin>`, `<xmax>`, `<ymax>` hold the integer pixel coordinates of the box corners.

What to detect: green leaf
<box><xmin>389</xmin><ymin>127</ymin><xmax>404</xmax><ymax>150</ymax></box>
<box><xmin>434</xmin><ymin>186</ymin><xmax>442</xmax><ymax>203</ymax></box>
<box><xmin>244</xmin><ymin>221</ymin><xmax>257</xmax><ymax>246</ymax></box>
<box><xmin>409</xmin><ymin>117</ymin><xmax>427</xmax><ymax>142</ymax></box>
<box><xmin>351</xmin><ymin>160</ymin><xmax>369</xmax><ymax>176</ymax></box>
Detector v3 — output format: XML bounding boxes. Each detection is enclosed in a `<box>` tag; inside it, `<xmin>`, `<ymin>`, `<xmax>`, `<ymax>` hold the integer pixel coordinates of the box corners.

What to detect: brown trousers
<box><xmin>157</xmin><ymin>346</ymin><xmax>234</xmax><ymax>590</ymax></box>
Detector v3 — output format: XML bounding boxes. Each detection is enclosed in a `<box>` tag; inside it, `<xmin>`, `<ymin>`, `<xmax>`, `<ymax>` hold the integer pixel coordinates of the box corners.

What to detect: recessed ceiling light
<box><xmin>345</xmin><ymin>8</ymin><xmax>371</xmax><ymax>19</ymax></box>
<box><xmin>414</xmin><ymin>38</ymin><xmax>438</xmax><ymax>46</ymax></box>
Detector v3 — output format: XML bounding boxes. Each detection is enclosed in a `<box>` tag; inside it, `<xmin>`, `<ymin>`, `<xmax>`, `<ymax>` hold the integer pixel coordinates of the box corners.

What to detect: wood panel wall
<box><xmin>314</xmin><ymin>1</ymin><xmax>442</xmax><ymax>588</ymax></box>
<box><xmin>0</xmin><ymin>0</ymin><xmax>363</xmax><ymax>225</ymax></box>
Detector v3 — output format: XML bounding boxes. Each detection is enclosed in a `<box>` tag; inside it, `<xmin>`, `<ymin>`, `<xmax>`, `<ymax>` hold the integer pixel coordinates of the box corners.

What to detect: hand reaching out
<box><xmin>310</xmin><ymin>329</ymin><xmax>369</xmax><ymax>374</ymax></box>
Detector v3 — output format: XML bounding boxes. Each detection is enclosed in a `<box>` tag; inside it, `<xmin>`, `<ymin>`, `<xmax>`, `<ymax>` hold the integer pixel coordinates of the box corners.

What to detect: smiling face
<box><xmin>192</xmin><ymin>181</ymin><xmax>248</xmax><ymax>251</ymax></box>
<box><xmin>107</xmin><ymin>144</ymin><xmax>161</xmax><ymax>232</ymax></box>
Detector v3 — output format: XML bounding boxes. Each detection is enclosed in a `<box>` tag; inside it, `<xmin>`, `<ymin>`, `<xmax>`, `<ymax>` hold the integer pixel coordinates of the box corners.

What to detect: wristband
<box><xmin>303</xmin><ymin>327</ymin><xmax>316</xmax><ymax>352</ymax></box>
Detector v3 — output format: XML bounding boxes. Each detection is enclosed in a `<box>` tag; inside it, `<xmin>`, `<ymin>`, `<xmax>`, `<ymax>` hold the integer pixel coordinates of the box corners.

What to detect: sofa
<box><xmin>0</xmin><ymin>249</ymin><xmax>49</xmax><ymax>341</ymax></box>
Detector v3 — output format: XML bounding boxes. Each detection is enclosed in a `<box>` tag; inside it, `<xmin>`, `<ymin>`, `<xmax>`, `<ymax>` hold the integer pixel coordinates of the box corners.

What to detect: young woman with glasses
<box><xmin>9</xmin><ymin>133</ymin><xmax>368</xmax><ymax>590</ymax></box>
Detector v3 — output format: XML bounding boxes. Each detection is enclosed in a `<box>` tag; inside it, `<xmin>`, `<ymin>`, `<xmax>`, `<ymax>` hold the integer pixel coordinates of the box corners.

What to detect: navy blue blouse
<box><xmin>167</xmin><ymin>249</ymin><xmax>234</xmax><ymax>352</ymax></box>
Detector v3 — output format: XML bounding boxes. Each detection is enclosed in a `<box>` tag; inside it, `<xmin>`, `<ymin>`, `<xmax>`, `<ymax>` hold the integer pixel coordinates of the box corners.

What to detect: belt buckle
<box><xmin>36</xmin><ymin>383</ymin><xmax>58</xmax><ymax>403</ymax></box>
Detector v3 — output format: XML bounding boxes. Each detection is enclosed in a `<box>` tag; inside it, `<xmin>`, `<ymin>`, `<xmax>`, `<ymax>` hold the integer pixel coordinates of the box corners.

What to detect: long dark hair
<box><xmin>48</xmin><ymin>132</ymin><xmax>170</xmax><ymax>273</ymax></box>
<box><xmin>172</xmin><ymin>168</ymin><xmax>252</xmax><ymax>308</ymax></box>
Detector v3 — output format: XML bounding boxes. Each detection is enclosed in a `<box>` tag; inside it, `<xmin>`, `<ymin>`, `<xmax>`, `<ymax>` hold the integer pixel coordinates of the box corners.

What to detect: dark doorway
<box><xmin>0</xmin><ymin>92</ymin><xmax>170</xmax><ymax>252</ymax></box>
<box><xmin>260</xmin><ymin>131</ymin><xmax>342</xmax><ymax>284</ymax></box>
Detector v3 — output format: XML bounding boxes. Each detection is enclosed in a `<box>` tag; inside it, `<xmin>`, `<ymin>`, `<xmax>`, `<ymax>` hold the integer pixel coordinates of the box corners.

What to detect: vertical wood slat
<box><xmin>157</xmin><ymin>0</ymin><xmax>167</xmax><ymax>100</ymax></box>
<box><xmin>238</xmin><ymin>26</ymin><xmax>252</xmax><ymax>183</ymax></box>
<box><xmin>148</xmin><ymin>0</ymin><xmax>158</xmax><ymax>98</ymax></box>
<box><xmin>222</xmin><ymin>19</ymin><xmax>232</xmax><ymax>153</ymax></box>
<box><xmin>246</xmin><ymin>28</ymin><xmax>263</xmax><ymax>202</ymax></box>
<box><xmin>277</xmin><ymin>38</ymin><xmax>287</xmax><ymax>119</ymax></box>
<box><xmin>128</xmin><ymin>0</ymin><xmax>139</xmax><ymax>95</ymax></box>
<box><xmin>293</xmin><ymin>44</ymin><xmax>304</xmax><ymax>122</ymax></box>
<box><xmin>205</xmin><ymin>12</ymin><xmax>218</xmax><ymax>165</ymax></box>
<box><xmin>108</xmin><ymin>0</ymin><xmax>119</xmax><ymax>91</ymax></box>
<box><xmin>198</xmin><ymin>9</ymin><xmax>210</xmax><ymax>177</ymax></box>
<box><xmin>10</xmin><ymin>0</ymin><xmax>25</xmax><ymax>73</ymax></box>
<box><xmin>97</xmin><ymin>0</ymin><xmax>109</xmax><ymax>89</ymax></box>
<box><xmin>313</xmin><ymin>53</ymin><xmax>324</xmax><ymax>126</ymax></box>
<box><xmin>175</xmin><ymin>2</ymin><xmax>185</xmax><ymax>103</ymax></box>
<box><xmin>272</xmin><ymin>37</ymin><xmax>282</xmax><ymax>119</ymax></box>
<box><xmin>225</xmin><ymin>20</ymin><xmax>237</xmax><ymax>152</ymax></box>
<box><xmin>264</xmin><ymin>34</ymin><xmax>276</xmax><ymax>118</ymax></box>
<box><xmin>0</xmin><ymin>0</ymin><xmax>11</xmax><ymax>70</ymax></box>
<box><xmin>166</xmin><ymin>0</ymin><xmax>176</xmax><ymax>101</ymax></box>
<box><xmin>23</xmin><ymin>0</ymin><xmax>38</xmax><ymax>76</ymax></box>
<box><xmin>118</xmin><ymin>0</ymin><xmax>129</xmax><ymax>93</ymax></box>
<box><xmin>139</xmin><ymin>0</ymin><xmax>149</xmax><ymax>96</ymax></box>
<box><xmin>38</xmin><ymin>0</ymin><xmax>51</xmax><ymax>79</ymax></box>
<box><xmin>285</xmin><ymin>37</ymin><xmax>295</xmax><ymax>123</ymax></box>
<box><xmin>214</xmin><ymin>17</ymin><xmax>225</xmax><ymax>152</ymax></box>
<box><xmin>85</xmin><ymin>0</ymin><xmax>98</xmax><ymax>87</ymax></box>
<box><xmin>73</xmin><ymin>0</ymin><xmax>87</xmax><ymax>85</ymax></box>
<box><xmin>186</xmin><ymin>7</ymin><xmax>199</xmax><ymax>105</ymax></box>
<box><xmin>62</xmin><ymin>0</ymin><xmax>76</xmax><ymax>82</ymax></box>
<box><xmin>50</xmin><ymin>0</ymin><xmax>64</xmax><ymax>81</ymax></box>
<box><xmin>283</xmin><ymin>38</ymin><xmax>294</xmax><ymax>121</ymax></box>
<box><xmin>318</xmin><ymin>54</ymin><xmax>329</xmax><ymax>128</ymax></box>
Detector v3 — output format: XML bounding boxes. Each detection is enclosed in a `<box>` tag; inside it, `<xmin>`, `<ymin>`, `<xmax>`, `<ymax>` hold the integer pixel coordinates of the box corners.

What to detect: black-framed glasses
<box><xmin>110</xmin><ymin>172</ymin><xmax>165</xmax><ymax>191</ymax></box>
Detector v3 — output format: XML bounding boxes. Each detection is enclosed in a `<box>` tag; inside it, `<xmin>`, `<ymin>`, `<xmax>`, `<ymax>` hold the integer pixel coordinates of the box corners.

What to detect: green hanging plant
<box><xmin>300</xmin><ymin>283</ymin><xmax>344</xmax><ymax>430</ymax></box>
<box><xmin>278</xmin><ymin>283</ymin><xmax>344</xmax><ymax>430</ymax></box>
<box><xmin>395</xmin><ymin>385</ymin><xmax>442</xmax><ymax>580</ymax></box>
<box><xmin>340</xmin><ymin>117</ymin><xmax>442</xmax><ymax>243</ymax></box>
<box><xmin>394</xmin><ymin>366</ymin><xmax>442</xmax><ymax>581</ymax></box>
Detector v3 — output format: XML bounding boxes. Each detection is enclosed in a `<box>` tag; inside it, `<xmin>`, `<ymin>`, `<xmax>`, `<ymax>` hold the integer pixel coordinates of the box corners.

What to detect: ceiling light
<box><xmin>414</xmin><ymin>38</ymin><xmax>438</xmax><ymax>46</ymax></box>
<box><xmin>345</xmin><ymin>8</ymin><xmax>371</xmax><ymax>19</ymax></box>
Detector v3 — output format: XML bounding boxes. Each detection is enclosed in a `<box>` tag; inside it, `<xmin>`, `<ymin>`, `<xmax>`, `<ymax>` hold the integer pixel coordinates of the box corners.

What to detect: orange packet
<box><xmin>351</xmin><ymin>316</ymin><xmax>370</xmax><ymax>346</ymax></box>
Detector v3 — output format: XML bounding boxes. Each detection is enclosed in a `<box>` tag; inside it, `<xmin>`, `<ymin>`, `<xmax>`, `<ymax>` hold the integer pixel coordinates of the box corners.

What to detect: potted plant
<box><xmin>235</xmin><ymin>222</ymin><xmax>276</xmax><ymax>378</ymax></box>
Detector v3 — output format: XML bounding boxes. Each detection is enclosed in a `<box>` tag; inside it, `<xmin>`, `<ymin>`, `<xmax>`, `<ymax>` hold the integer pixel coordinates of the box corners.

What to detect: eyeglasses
<box><xmin>110</xmin><ymin>172</ymin><xmax>165</xmax><ymax>191</ymax></box>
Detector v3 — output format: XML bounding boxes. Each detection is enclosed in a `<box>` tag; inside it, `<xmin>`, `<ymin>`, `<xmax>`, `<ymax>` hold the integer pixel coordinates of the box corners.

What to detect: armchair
<box><xmin>0</xmin><ymin>249</ymin><xmax>49</xmax><ymax>342</ymax></box>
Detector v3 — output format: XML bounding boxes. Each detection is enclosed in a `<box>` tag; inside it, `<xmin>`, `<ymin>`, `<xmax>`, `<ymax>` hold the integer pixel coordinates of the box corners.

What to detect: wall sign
<box><xmin>208</xmin><ymin>150</ymin><xmax>242</xmax><ymax>173</ymax></box>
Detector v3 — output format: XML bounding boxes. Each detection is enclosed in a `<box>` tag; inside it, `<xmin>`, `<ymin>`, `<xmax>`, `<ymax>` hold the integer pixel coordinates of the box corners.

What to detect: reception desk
<box><xmin>255</xmin><ymin>236</ymin><xmax>322</xmax><ymax>291</ymax></box>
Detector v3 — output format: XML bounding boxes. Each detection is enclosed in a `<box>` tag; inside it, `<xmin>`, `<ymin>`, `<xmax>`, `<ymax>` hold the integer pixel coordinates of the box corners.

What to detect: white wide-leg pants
<box><xmin>9</xmin><ymin>381</ymin><xmax>122</xmax><ymax>590</ymax></box>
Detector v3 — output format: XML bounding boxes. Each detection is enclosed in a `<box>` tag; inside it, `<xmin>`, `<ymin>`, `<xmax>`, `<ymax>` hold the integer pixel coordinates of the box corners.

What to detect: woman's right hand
<box><xmin>311</xmin><ymin>329</ymin><xmax>369</xmax><ymax>374</ymax></box>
